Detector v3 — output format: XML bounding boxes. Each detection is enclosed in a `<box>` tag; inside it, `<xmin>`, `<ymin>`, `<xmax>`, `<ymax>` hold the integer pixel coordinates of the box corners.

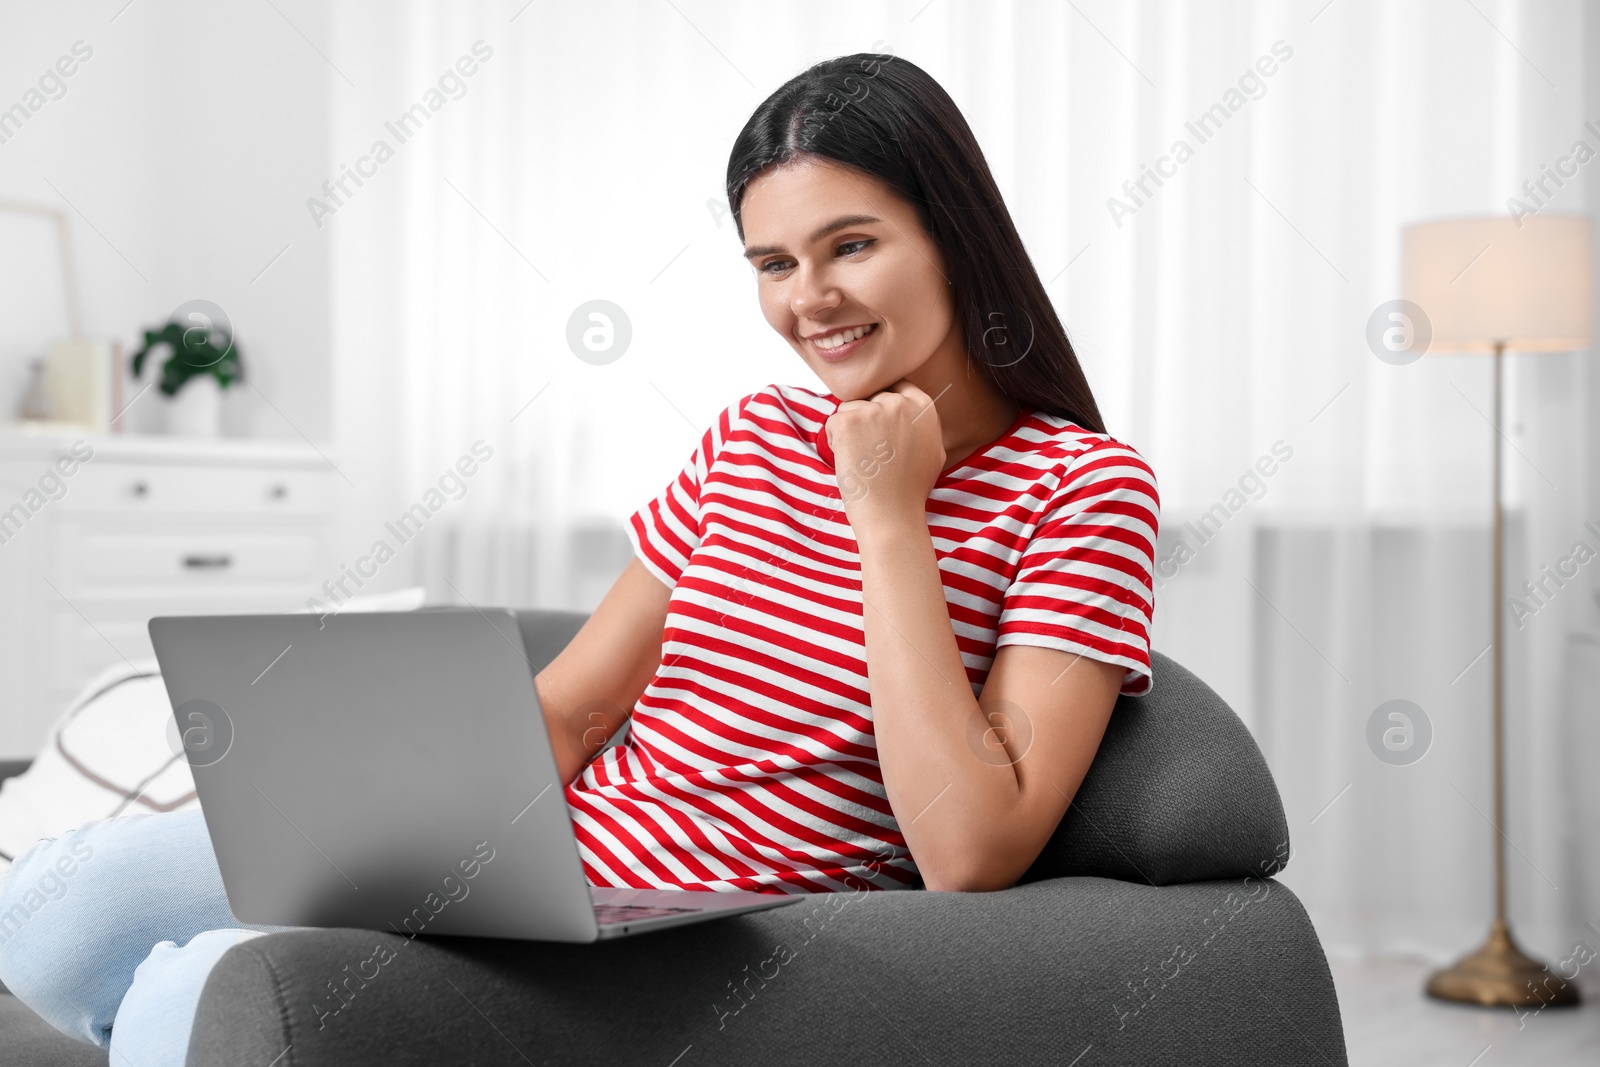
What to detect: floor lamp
<box><xmin>1402</xmin><ymin>213</ymin><xmax>1594</xmax><ymax>1008</ymax></box>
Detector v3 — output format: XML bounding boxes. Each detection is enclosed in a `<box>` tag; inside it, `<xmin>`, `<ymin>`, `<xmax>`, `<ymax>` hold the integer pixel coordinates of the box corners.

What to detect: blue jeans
<box><xmin>0</xmin><ymin>808</ymin><xmax>296</xmax><ymax>1066</ymax></box>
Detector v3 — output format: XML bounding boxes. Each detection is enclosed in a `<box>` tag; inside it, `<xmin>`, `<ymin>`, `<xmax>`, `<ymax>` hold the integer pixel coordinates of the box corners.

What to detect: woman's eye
<box><xmin>758</xmin><ymin>240</ymin><xmax>873</xmax><ymax>276</ymax></box>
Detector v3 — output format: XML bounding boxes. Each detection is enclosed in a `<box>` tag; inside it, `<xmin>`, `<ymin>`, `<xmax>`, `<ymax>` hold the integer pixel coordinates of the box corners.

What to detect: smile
<box><xmin>807</xmin><ymin>323</ymin><xmax>878</xmax><ymax>361</ymax></box>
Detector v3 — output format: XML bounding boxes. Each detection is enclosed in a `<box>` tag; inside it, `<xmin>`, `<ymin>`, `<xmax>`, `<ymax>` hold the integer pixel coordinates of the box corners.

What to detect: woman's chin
<box><xmin>815</xmin><ymin>365</ymin><xmax>902</xmax><ymax>403</ymax></box>
<box><xmin>822</xmin><ymin>383</ymin><xmax>874</xmax><ymax>403</ymax></box>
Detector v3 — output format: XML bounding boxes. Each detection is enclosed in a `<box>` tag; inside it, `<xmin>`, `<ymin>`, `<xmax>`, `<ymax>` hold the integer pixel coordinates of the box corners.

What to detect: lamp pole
<box><xmin>1493</xmin><ymin>339</ymin><xmax>1506</xmax><ymax>935</ymax></box>
<box><xmin>1425</xmin><ymin>340</ymin><xmax>1578</xmax><ymax>1008</ymax></box>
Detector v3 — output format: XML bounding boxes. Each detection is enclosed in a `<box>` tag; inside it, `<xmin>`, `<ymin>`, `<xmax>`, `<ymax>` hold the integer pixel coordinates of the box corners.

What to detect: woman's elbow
<box><xmin>919</xmin><ymin>857</ymin><xmax>1023</xmax><ymax>893</ymax></box>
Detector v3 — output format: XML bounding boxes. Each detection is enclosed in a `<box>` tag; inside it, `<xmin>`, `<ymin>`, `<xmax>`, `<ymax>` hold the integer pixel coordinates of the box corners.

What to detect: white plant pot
<box><xmin>164</xmin><ymin>375</ymin><xmax>223</xmax><ymax>436</ymax></box>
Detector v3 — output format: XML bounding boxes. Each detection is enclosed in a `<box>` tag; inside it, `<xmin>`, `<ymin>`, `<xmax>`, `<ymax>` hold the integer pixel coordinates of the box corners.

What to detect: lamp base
<box><xmin>1425</xmin><ymin>920</ymin><xmax>1580</xmax><ymax>1008</ymax></box>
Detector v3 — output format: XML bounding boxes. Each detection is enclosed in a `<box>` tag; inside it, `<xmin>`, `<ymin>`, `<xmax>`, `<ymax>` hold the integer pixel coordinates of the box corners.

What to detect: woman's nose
<box><xmin>789</xmin><ymin>263</ymin><xmax>842</xmax><ymax>317</ymax></box>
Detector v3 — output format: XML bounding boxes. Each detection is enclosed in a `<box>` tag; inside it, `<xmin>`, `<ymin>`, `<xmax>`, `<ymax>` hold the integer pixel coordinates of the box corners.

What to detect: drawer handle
<box><xmin>183</xmin><ymin>554</ymin><xmax>233</xmax><ymax>570</ymax></box>
<box><xmin>131</xmin><ymin>481</ymin><xmax>149</xmax><ymax>498</ymax></box>
<box><xmin>269</xmin><ymin>483</ymin><xmax>289</xmax><ymax>500</ymax></box>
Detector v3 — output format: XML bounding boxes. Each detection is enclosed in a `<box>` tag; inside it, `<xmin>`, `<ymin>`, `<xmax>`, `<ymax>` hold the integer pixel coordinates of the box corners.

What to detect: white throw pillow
<box><xmin>0</xmin><ymin>587</ymin><xmax>428</xmax><ymax>879</ymax></box>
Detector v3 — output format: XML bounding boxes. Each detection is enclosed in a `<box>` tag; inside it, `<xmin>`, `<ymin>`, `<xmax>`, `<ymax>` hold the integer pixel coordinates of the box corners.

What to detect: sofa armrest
<box><xmin>1022</xmin><ymin>650</ymin><xmax>1291</xmax><ymax>887</ymax></box>
<box><xmin>187</xmin><ymin>877</ymin><xmax>1344</xmax><ymax>1066</ymax></box>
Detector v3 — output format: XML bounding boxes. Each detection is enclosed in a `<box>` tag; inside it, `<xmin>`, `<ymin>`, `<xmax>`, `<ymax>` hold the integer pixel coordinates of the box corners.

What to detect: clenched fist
<box><xmin>825</xmin><ymin>379</ymin><xmax>946</xmax><ymax>533</ymax></box>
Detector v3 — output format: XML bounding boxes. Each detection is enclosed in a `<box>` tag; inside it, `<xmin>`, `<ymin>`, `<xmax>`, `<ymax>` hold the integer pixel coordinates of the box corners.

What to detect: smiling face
<box><xmin>739</xmin><ymin>156</ymin><xmax>963</xmax><ymax>401</ymax></box>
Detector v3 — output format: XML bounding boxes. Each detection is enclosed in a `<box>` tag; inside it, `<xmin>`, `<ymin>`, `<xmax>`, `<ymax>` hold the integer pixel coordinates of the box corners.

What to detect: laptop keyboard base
<box><xmin>593</xmin><ymin>902</ymin><xmax>702</xmax><ymax>925</ymax></box>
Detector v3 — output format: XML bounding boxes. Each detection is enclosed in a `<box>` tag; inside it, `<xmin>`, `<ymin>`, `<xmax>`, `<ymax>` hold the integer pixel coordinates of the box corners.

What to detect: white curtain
<box><xmin>327</xmin><ymin>0</ymin><xmax>1599</xmax><ymax>964</ymax></box>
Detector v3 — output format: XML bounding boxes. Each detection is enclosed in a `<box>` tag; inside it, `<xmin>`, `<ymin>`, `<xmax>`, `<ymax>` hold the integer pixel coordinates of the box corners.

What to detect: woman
<box><xmin>0</xmin><ymin>52</ymin><xmax>1158</xmax><ymax>1064</ymax></box>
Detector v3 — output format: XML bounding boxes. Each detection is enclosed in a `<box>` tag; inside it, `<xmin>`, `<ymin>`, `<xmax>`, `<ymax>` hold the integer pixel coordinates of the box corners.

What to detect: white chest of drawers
<box><xmin>0</xmin><ymin>431</ymin><xmax>339</xmax><ymax>758</ymax></box>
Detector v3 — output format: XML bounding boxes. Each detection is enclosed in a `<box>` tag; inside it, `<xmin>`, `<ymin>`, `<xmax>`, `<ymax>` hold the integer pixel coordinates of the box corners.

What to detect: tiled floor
<box><xmin>1330</xmin><ymin>955</ymin><xmax>1600</xmax><ymax>1065</ymax></box>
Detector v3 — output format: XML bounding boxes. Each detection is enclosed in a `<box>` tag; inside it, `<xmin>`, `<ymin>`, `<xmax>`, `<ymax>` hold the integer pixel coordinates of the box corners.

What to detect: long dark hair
<box><xmin>726</xmin><ymin>52</ymin><xmax>1106</xmax><ymax>434</ymax></box>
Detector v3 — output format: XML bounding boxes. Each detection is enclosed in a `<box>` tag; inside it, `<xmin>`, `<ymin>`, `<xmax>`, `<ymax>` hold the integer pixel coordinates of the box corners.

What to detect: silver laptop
<box><xmin>147</xmin><ymin>607</ymin><xmax>799</xmax><ymax>942</ymax></box>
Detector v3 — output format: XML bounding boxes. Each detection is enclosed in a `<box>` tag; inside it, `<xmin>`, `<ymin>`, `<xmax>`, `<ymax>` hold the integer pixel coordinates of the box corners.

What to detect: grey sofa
<box><xmin>4</xmin><ymin>609</ymin><xmax>1347</xmax><ymax>1066</ymax></box>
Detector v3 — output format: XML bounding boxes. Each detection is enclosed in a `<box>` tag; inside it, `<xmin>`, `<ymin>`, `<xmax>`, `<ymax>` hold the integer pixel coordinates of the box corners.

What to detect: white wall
<box><xmin>0</xmin><ymin>0</ymin><xmax>331</xmax><ymax>440</ymax></box>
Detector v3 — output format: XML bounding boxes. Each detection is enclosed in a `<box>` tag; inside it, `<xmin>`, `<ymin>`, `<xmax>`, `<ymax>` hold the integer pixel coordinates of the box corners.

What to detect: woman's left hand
<box><xmin>825</xmin><ymin>379</ymin><xmax>945</xmax><ymax>533</ymax></box>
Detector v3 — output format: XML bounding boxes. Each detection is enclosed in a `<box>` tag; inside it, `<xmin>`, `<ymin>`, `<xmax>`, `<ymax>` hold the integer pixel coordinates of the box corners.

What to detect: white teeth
<box><xmin>813</xmin><ymin>324</ymin><xmax>873</xmax><ymax>350</ymax></box>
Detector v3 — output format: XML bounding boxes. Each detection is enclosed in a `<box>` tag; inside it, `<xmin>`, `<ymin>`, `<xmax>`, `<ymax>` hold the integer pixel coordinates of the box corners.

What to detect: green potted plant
<box><xmin>130</xmin><ymin>306</ymin><xmax>243</xmax><ymax>436</ymax></box>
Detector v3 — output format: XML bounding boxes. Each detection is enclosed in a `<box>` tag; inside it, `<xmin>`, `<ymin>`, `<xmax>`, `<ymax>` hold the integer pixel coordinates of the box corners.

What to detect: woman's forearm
<box><xmin>855</xmin><ymin>516</ymin><xmax>1023</xmax><ymax>891</ymax></box>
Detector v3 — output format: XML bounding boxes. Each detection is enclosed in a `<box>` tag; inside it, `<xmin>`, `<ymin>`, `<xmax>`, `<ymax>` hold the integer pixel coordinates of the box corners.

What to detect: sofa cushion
<box><xmin>1020</xmin><ymin>650</ymin><xmax>1290</xmax><ymax>886</ymax></box>
<box><xmin>186</xmin><ymin>875</ymin><xmax>1343</xmax><ymax>1066</ymax></box>
<box><xmin>0</xmin><ymin>662</ymin><xmax>197</xmax><ymax>879</ymax></box>
<box><xmin>0</xmin><ymin>993</ymin><xmax>107</xmax><ymax>1066</ymax></box>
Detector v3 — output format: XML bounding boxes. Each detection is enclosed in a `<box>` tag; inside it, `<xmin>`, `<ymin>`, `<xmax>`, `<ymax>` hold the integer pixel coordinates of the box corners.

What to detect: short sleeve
<box><xmin>995</xmin><ymin>439</ymin><xmax>1160</xmax><ymax>696</ymax></box>
<box><xmin>625</xmin><ymin>392</ymin><xmax>754</xmax><ymax>589</ymax></box>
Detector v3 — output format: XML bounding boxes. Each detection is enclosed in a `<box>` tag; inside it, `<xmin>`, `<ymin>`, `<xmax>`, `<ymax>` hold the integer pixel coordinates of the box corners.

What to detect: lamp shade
<box><xmin>1401</xmin><ymin>214</ymin><xmax>1594</xmax><ymax>352</ymax></box>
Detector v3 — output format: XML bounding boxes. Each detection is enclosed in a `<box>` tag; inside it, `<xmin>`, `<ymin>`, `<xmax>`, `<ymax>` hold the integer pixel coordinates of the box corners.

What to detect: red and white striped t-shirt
<box><xmin>564</xmin><ymin>383</ymin><xmax>1159</xmax><ymax>895</ymax></box>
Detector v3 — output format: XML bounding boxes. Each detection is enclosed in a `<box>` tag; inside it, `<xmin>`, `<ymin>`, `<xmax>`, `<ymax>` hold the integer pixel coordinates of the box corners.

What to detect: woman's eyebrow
<box><xmin>742</xmin><ymin>214</ymin><xmax>883</xmax><ymax>260</ymax></box>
